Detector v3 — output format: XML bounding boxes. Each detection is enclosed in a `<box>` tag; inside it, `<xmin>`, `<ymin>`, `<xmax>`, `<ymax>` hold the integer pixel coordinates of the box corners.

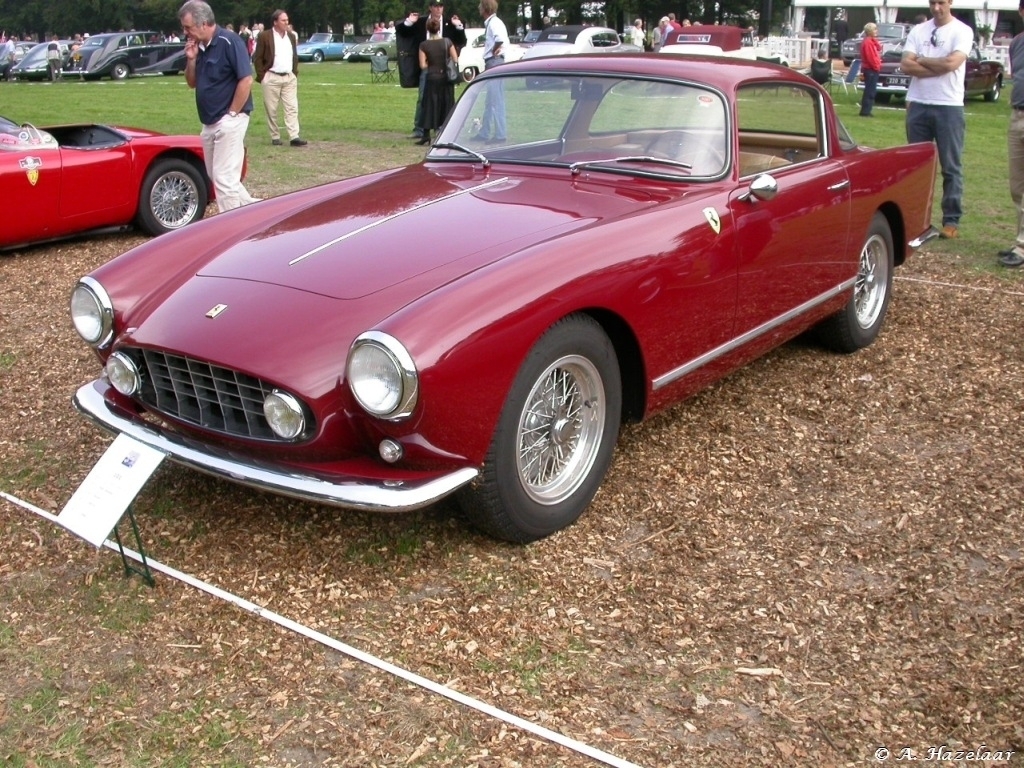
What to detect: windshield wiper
<box><xmin>431</xmin><ymin>142</ymin><xmax>491</xmax><ymax>167</ymax></box>
<box><xmin>569</xmin><ymin>155</ymin><xmax>692</xmax><ymax>175</ymax></box>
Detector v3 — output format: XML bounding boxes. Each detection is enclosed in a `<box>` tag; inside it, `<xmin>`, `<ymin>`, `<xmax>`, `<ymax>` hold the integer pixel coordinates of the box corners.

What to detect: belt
<box><xmin>270</xmin><ymin>70</ymin><xmax>290</xmax><ymax>75</ymax></box>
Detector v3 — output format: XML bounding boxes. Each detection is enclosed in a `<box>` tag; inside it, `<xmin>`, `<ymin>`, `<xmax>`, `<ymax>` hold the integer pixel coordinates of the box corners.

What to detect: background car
<box><xmin>342</xmin><ymin>30</ymin><xmax>396</xmax><ymax>61</ymax></box>
<box><xmin>866</xmin><ymin>43</ymin><xmax>1003</xmax><ymax>103</ymax></box>
<box><xmin>842</xmin><ymin>22</ymin><xmax>911</xmax><ymax>66</ymax></box>
<box><xmin>519</xmin><ymin>25</ymin><xmax>642</xmax><ymax>59</ymax></box>
<box><xmin>9</xmin><ymin>40</ymin><xmax>73</xmax><ymax>80</ymax></box>
<box><xmin>69</xmin><ymin>55</ymin><xmax>937</xmax><ymax>545</ymax></box>
<box><xmin>64</xmin><ymin>31</ymin><xmax>184</xmax><ymax>80</ymax></box>
<box><xmin>1</xmin><ymin>41</ymin><xmax>34</xmax><ymax>80</ymax></box>
<box><xmin>0</xmin><ymin>115</ymin><xmax>212</xmax><ymax>251</ymax></box>
<box><xmin>659</xmin><ymin>24</ymin><xmax>790</xmax><ymax>66</ymax></box>
<box><xmin>297</xmin><ymin>33</ymin><xmax>352</xmax><ymax>62</ymax></box>
<box><xmin>458</xmin><ymin>27</ymin><xmax>525</xmax><ymax>81</ymax></box>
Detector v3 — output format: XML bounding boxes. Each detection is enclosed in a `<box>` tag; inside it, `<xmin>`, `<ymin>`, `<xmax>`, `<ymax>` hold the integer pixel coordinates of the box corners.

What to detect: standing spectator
<box><xmin>46</xmin><ymin>36</ymin><xmax>62</xmax><ymax>81</ymax></box>
<box><xmin>397</xmin><ymin>0</ymin><xmax>466</xmax><ymax>140</ymax></box>
<box><xmin>833</xmin><ymin>12</ymin><xmax>849</xmax><ymax>54</ymax></box>
<box><xmin>253</xmin><ymin>9</ymin><xmax>307</xmax><ymax>147</ymax></box>
<box><xmin>652</xmin><ymin>17</ymin><xmax>669</xmax><ymax>51</ymax></box>
<box><xmin>1000</xmin><ymin>0</ymin><xmax>1024</xmax><ymax>267</ymax></box>
<box><xmin>179</xmin><ymin>0</ymin><xmax>259</xmax><ymax>212</ymax></box>
<box><xmin>628</xmin><ymin>19</ymin><xmax>644</xmax><ymax>49</ymax></box>
<box><xmin>859</xmin><ymin>23</ymin><xmax>882</xmax><ymax>116</ymax></box>
<box><xmin>901</xmin><ymin>0</ymin><xmax>973</xmax><ymax>239</ymax></box>
<box><xmin>474</xmin><ymin>0</ymin><xmax>508</xmax><ymax>143</ymax></box>
<box><xmin>415</xmin><ymin>18</ymin><xmax>457</xmax><ymax>145</ymax></box>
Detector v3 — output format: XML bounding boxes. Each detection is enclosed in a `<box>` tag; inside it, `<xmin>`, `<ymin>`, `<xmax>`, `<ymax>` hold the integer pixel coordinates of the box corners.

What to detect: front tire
<box><xmin>136</xmin><ymin>158</ymin><xmax>208</xmax><ymax>236</ymax></box>
<box><xmin>815</xmin><ymin>212</ymin><xmax>894</xmax><ymax>353</ymax></box>
<box><xmin>462</xmin><ymin>66</ymin><xmax>479</xmax><ymax>82</ymax></box>
<box><xmin>312</xmin><ymin>50</ymin><xmax>324</xmax><ymax>62</ymax></box>
<box><xmin>984</xmin><ymin>78</ymin><xmax>1001</xmax><ymax>102</ymax></box>
<box><xmin>458</xmin><ymin>315</ymin><xmax>622</xmax><ymax>543</ymax></box>
<box><xmin>110</xmin><ymin>62</ymin><xmax>130</xmax><ymax>80</ymax></box>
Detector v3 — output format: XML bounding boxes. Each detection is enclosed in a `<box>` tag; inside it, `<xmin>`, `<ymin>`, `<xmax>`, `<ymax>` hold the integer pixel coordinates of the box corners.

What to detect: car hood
<box><xmin>193</xmin><ymin>164</ymin><xmax>672</xmax><ymax>302</ymax></box>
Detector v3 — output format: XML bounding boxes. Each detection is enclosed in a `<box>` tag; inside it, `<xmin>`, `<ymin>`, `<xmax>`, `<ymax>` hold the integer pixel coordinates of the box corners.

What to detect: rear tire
<box><xmin>462</xmin><ymin>66</ymin><xmax>479</xmax><ymax>82</ymax></box>
<box><xmin>815</xmin><ymin>212</ymin><xmax>894</xmax><ymax>353</ymax></box>
<box><xmin>984</xmin><ymin>79</ymin><xmax>1001</xmax><ymax>102</ymax></box>
<box><xmin>136</xmin><ymin>158</ymin><xmax>208</xmax><ymax>236</ymax></box>
<box><xmin>457</xmin><ymin>315</ymin><xmax>622</xmax><ymax>543</ymax></box>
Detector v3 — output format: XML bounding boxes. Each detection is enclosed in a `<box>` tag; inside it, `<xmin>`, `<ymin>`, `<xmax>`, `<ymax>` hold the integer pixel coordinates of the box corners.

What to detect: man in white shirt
<box><xmin>252</xmin><ymin>9</ymin><xmax>307</xmax><ymax>146</ymax></box>
<box><xmin>475</xmin><ymin>0</ymin><xmax>508</xmax><ymax>142</ymax></box>
<box><xmin>901</xmin><ymin>0</ymin><xmax>973</xmax><ymax>239</ymax></box>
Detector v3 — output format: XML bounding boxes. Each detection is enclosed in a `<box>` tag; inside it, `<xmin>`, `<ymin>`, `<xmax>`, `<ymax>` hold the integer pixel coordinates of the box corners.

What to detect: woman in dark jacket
<box><xmin>416</xmin><ymin>18</ymin><xmax>458</xmax><ymax>145</ymax></box>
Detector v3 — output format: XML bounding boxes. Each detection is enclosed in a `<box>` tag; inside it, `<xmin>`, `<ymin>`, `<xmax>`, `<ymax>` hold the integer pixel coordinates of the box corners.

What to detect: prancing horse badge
<box><xmin>702</xmin><ymin>207</ymin><xmax>721</xmax><ymax>235</ymax></box>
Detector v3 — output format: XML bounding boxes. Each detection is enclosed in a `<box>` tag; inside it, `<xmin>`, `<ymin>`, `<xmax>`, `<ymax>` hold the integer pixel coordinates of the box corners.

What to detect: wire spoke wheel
<box><xmin>150</xmin><ymin>170</ymin><xmax>201</xmax><ymax>230</ymax></box>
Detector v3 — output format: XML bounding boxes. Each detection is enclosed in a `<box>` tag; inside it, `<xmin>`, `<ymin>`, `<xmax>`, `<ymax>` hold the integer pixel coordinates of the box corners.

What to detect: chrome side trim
<box><xmin>909</xmin><ymin>225</ymin><xmax>940</xmax><ymax>249</ymax></box>
<box><xmin>652</xmin><ymin>278</ymin><xmax>855</xmax><ymax>391</ymax></box>
<box><xmin>289</xmin><ymin>177</ymin><xmax>510</xmax><ymax>266</ymax></box>
<box><xmin>73</xmin><ymin>382</ymin><xmax>478</xmax><ymax>513</ymax></box>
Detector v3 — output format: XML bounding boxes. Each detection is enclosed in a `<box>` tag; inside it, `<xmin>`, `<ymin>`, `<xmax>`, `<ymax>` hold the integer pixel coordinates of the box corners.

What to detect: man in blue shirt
<box><xmin>179</xmin><ymin>0</ymin><xmax>258</xmax><ymax>211</ymax></box>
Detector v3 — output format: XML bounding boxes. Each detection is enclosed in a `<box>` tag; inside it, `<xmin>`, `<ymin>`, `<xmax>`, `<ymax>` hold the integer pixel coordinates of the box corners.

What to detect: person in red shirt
<box><xmin>860</xmin><ymin>22</ymin><xmax>883</xmax><ymax>117</ymax></box>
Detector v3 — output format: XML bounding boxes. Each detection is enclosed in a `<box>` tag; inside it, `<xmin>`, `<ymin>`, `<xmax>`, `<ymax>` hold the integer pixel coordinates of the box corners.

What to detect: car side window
<box><xmin>735</xmin><ymin>83</ymin><xmax>824</xmax><ymax>176</ymax></box>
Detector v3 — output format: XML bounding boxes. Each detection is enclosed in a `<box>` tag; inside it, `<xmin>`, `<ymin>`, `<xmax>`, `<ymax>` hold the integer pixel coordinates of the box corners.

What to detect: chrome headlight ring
<box><xmin>346</xmin><ymin>331</ymin><xmax>419</xmax><ymax>420</ymax></box>
<box><xmin>70</xmin><ymin>276</ymin><xmax>114</xmax><ymax>348</ymax></box>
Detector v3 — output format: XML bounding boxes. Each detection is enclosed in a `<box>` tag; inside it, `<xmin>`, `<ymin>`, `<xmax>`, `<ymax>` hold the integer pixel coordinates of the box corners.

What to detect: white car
<box><xmin>458</xmin><ymin>27</ymin><xmax>525</xmax><ymax>82</ymax></box>
<box><xmin>520</xmin><ymin>25</ymin><xmax>642</xmax><ymax>60</ymax></box>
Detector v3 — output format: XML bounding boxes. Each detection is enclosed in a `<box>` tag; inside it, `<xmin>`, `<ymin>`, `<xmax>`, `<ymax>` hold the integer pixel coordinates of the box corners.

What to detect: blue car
<box><xmin>296</xmin><ymin>33</ymin><xmax>352</xmax><ymax>62</ymax></box>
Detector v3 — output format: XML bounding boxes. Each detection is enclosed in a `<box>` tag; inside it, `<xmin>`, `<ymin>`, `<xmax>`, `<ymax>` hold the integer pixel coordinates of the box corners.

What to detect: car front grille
<box><xmin>132</xmin><ymin>348</ymin><xmax>279</xmax><ymax>440</ymax></box>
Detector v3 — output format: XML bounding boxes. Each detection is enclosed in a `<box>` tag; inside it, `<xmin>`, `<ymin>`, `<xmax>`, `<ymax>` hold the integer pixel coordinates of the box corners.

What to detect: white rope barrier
<box><xmin>0</xmin><ymin>490</ymin><xmax>645</xmax><ymax>768</ymax></box>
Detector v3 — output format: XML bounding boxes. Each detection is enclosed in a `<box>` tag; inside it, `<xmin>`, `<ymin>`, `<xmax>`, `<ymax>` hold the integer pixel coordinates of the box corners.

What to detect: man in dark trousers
<box><xmin>396</xmin><ymin>0</ymin><xmax>466</xmax><ymax>139</ymax></box>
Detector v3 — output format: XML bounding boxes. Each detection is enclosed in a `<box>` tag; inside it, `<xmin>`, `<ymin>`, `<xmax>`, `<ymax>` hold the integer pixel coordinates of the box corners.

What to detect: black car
<box><xmin>9</xmin><ymin>40</ymin><xmax>73</xmax><ymax>80</ymax></box>
<box><xmin>65</xmin><ymin>31</ymin><xmax>185</xmax><ymax>80</ymax></box>
<box><xmin>867</xmin><ymin>43</ymin><xmax>1005</xmax><ymax>103</ymax></box>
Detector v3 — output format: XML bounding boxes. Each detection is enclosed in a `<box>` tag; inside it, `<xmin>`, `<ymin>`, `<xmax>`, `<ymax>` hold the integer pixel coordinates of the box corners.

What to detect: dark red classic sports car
<box><xmin>868</xmin><ymin>43</ymin><xmax>1004</xmax><ymax>103</ymax></box>
<box><xmin>0</xmin><ymin>116</ymin><xmax>210</xmax><ymax>251</ymax></box>
<box><xmin>71</xmin><ymin>55</ymin><xmax>939</xmax><ymax>542</ymax></box>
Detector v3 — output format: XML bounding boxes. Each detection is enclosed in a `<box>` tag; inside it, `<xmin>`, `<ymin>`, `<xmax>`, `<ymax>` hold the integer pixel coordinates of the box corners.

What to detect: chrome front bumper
<box><xmin>73</xmin><ymin>380</ymin><xmax>478</xmax><ymax>513</ymax></box>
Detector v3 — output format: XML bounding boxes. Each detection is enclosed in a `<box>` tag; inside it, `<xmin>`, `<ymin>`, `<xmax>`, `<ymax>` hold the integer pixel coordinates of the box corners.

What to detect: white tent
<box><xmin>789</xmin><ymin>0</ymin><xmax>1011</xmax><ymax>34</ymax></box>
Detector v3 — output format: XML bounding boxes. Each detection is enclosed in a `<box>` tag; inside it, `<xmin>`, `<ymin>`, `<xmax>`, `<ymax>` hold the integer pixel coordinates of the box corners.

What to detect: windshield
<box><xmin>0</xmin><ymin>119</ymin><xmax>58</xmax><ymax>150</ymax></box>
<box><xmin>308</xmin><ymin>34</ymin><xmax>331</xmax><ymax>43</ymax></box>
<box><xmin>429</xmin><ymin>74</ymin><xmax>729</xmax><ymax>179</ymax></box>
<box><xmin>79</xmin><ymin>37</ymin><xmax>105</xmax><ymax>49</ymax></box>
<box><xmin>369</xmin><ymin>32</ymin><xmax>392</xmax><ymax>42</ymax></box>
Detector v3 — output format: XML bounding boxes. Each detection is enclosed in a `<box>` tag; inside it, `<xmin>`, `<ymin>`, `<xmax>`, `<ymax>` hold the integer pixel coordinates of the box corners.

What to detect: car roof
<box><xmin>494</xmin><ymin>50</ymin><xmax>810</xmax><ymax>92</ymax></box>
<box><xmin>536</xmin><ymin>25</ymin><xmax>613</xmax><ymax>44</ymax></box>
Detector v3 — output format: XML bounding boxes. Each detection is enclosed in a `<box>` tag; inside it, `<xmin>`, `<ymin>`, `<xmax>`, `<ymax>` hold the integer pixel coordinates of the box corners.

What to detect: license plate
<box><xmin>886</xmin><ymin>75</ymin><xmax>910</xmax><ymax>87</ymax></box>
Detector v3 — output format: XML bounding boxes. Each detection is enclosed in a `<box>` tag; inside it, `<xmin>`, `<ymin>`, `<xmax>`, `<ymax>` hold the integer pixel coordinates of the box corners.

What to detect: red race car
<box><xmin>0</xmin><ymin>115</ymin><xmax>211</xmax><ymax>251</ymax></box>
<box><xmin>71</xmin><ymin>55</ymin><xmax>939</xmax><ymax>542</ymax></box>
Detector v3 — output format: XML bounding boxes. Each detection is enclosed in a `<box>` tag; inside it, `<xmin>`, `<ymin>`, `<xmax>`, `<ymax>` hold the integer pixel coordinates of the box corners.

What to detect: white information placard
<box><xmin>59</xmin><ymin>433</ymin><xmax>166</xmax><ymax>548</ymax></box>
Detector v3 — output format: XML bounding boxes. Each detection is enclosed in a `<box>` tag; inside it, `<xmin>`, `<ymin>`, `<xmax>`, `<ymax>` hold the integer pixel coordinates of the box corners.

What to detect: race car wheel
<box><xmin>312</xmin><ymin>50</ymin><xmax>324</xmax><ymax>62</ymax></box>
<box><xmin>110</xmin><ymin>62</ymin><xmax>130</xmax><ymax>80</ymax></box>
<box><xmin>815</xmin><ymin>212</ymin><xmax>893</xmax><ymax>353</ymax></box>
<box><xmin>459</xmin><ymin>314</ymin><xmax>622</xmax><ymax>543</ymax></box>
<box><xmin>136</xmin><ymin>158</ymin><xmax>208</xmax><ymax>236</ymax></box>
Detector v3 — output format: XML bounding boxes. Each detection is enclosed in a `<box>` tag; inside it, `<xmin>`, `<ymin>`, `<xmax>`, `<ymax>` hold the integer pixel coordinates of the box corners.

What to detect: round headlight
<box><xmin>70</xmin><ymin>277</ymin><xmax>114</xmax><ymax>347</ymax></box>
<box><xmin>263</xmin><ymin>390</ymin><xmax>306</xmax><ymax>440</ymax></box>
<box><xmin>347</xmin><ymin>332</ymin><xmax>418</xmax><ymax>419</ymax></box>
<box><xmin>105</xmin><ymin>352</ymin><xmax>140</xmax><ymax>396</ymax></box>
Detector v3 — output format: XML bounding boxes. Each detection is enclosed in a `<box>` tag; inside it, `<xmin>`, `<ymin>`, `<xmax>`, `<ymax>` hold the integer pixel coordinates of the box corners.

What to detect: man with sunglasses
<box><xmin>900</xmin><ymin>0</ymin><xmax>973</xmax><ymax>239</ymax></box>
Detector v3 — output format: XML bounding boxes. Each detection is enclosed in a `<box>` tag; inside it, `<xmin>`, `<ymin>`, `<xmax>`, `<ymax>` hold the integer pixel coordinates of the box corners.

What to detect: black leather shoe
<box><xmin>271</xmin><ymin>139</ymin><xmax>282</xmax><ymax>145</ymax></box>
<box><xmin>415</xmin><ymin>135</ymin><xmax>431</xmax><ymax>146</ymax></box>
<box><xmin>290</xmin><ymin>138</ymin><xmax>308</xmax><ymax>147</ymax></box>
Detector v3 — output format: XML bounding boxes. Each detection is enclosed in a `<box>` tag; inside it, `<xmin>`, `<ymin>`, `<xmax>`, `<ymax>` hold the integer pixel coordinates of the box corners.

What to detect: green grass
<box><xmin>1</xmin><ymin>62</ymin><xmax>1018</xmax><ymax>269</ymax></box>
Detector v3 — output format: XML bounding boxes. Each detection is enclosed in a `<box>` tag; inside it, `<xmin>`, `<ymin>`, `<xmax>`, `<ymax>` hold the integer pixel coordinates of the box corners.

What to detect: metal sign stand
<box><xmin>112</xmin><ymin>504</ymin><xmax>155</xmax><ymax>587</ymax></box>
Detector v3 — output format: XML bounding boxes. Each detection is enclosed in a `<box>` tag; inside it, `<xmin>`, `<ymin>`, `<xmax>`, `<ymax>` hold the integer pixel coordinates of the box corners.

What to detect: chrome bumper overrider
<box><xmin>910</xmin><ymin>225</ymin><xmax>941</xmax><ymax>249</ymax></box>
<box><xmin>73</xmin><ymin>380</ymin><xmax>478</xmax><ymax>513</ymax></box>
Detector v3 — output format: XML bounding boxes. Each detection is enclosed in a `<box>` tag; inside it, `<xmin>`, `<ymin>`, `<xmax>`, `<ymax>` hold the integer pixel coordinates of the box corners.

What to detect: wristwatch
<box><xmin>228</xmin><ymin>110</ymin><xmax>238</xmax><ymax>118</ymax></box>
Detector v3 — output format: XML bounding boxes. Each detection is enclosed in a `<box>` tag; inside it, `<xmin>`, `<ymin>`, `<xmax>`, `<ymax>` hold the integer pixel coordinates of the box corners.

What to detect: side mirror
<box><xmin>738</xmin><ymin>173</ymin><xmax>778</xmax><ymax>203</ymax></box>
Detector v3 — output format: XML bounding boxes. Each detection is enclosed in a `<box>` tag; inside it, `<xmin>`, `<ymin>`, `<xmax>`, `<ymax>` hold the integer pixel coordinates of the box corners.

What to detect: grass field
<box><xmin>1</xmin><ymin>59</ymin><xmax>1019</xmax><ymax>268</ymax></box>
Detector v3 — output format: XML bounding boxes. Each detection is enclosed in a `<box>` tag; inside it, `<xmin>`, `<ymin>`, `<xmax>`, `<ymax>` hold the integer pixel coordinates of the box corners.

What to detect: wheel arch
<box><xmin>876</xmin><ymin>201</ymin><xmax>907</xmax><ymax>266</ymax></box>
<box><xmin>582</xmin><ymin>308</ymin><xmax>646</xmax><ymax>424</ymax></box>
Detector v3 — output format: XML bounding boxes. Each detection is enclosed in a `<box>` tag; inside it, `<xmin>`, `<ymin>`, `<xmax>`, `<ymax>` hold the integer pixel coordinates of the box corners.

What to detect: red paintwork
<box><xmin>79</xmin><ymin>55</ymin><xmax>938</xmax><ymax>493</ymax></box>
<box><xmin>0</xmin><ymin>120</ymin><xmax>207</xmax><ymax>250</ymax></box>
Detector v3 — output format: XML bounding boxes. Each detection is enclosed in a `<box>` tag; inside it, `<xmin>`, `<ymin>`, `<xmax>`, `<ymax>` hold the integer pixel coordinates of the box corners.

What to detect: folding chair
<box><xmin>809</xmin><ymin>57</ymin><xmax>833</xmax><ymax>92</ymax></box>
<box><xmin>832</xmin><ymin>58</ymin><xmax>861</xmax><ymax>95</ymax></box>
<box><xmin>370</xmin><ymin>55</ymin><xmax>395</xmax><ymax>83</ymax></box>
